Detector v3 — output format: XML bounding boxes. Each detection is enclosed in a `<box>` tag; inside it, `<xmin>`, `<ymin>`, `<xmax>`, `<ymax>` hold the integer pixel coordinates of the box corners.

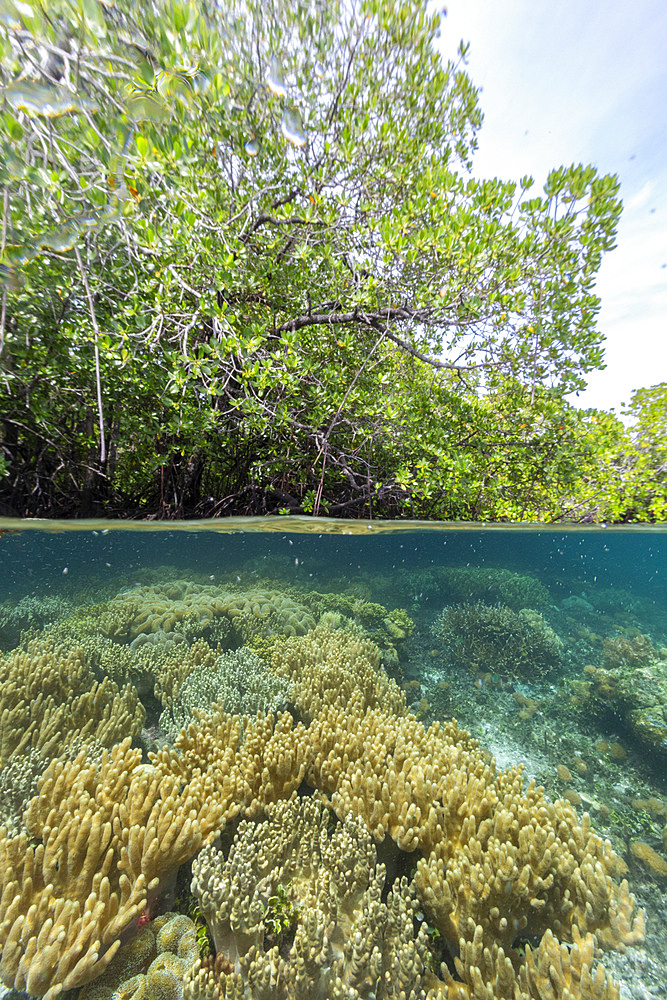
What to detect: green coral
<box><xmin>432</xmin><ymin>601</ymin><xmax>563</xmax><ymax>676</ymax></box>
<box><xmin>186</xmin><ymin>902</ymin><xmax>213</xmax><ymax>960</ymax></box>
<box><xmin>261</xmin><ymin>881</ymin><xmax>298</xmax><ymax>940</ymax></box>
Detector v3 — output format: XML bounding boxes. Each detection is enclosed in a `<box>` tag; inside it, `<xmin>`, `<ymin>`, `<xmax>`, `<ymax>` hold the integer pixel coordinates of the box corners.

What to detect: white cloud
<box><xmin>625</xmin><ymin>180</ymin><xmax>655</xmax><ymax>212</ymax></box>
<box><xmin>438</xmin><ymin>0</ymin><xmax>667</xmax><ymax>412</ymax></box>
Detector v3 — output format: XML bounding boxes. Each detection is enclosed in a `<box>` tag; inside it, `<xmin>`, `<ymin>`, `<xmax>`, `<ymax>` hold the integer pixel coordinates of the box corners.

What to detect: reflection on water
<box><xmin>0</xmin><ymin>520</ymin><xmax>665</xmax><ymax>1000</ymax></box>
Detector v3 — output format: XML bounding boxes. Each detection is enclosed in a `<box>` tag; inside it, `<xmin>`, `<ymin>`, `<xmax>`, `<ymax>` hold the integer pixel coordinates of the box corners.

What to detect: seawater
<box><xmin>0</xmin><ymin>518</ymin><xmax>665</xmax><ymax>1000</ymax></box>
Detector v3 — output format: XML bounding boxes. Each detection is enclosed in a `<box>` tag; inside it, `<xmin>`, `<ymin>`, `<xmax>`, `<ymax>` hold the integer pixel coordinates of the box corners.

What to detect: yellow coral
<box><xmin>0</xmin><ymin>636</ymin><xmax>144</xmax><ymax>768</ymax></box>
<box><xmin>0</xmin><ymin>604</ymin><xmax>647</xmax><ymax>1000</ymax></box>
<box><xmin>98</xmin><ymin>582</ymin><xmax>315</xmax><ymax>643</ymax></box>
<box><xmin>0</xmin><ymin>740</ymin><xmax>204</xmax><ymax>999</ymax></box>
<box><xmin>270</xmin><ymin>623</ymin><xmax>406</xmax><ymax>720</ymax></box>
<box><xmin>79</xmin><ymin>913</ymin><xmax>198</xmax><ymax>1000</ymax></box>
<box><xmin>630</xmin><ymin>840</ymin><xmax>667</xmax><ymax>878</ymax></box>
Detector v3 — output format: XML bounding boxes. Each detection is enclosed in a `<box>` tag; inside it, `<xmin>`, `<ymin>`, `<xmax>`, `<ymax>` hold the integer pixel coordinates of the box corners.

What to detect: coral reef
<box><xmin>602</xmin><ymin>631</ymin><xmax>658</xmax><ymax>670</ymax></box>
<box><xmin>91</xmin><ymin>582</ymin><xmax>316</xmax><ymax>643</ymax></box>
<box><xmin>0</xmin><ymin>599</ymin><xmax>647</xmax><ymax>1000</ymax></box>
<box><xmin>407</xmin><ymin>567</ymin><xmax>551</xmax><ymax>611</ymax></box>
<box><xmin>270</xmin><ymin>622</ymin><xmax>406</xmax><ymax>720</ymax></box>
<box><xmin>432</xmin><ymin>602</ymin><xmax>563</xmax><ymax>676</ymax></box>
<box><xmin>79</xmin><ymin>912</ymin><xmax>199</xmax><ymax>1000</ymax></box>
<box><xmin>0</xmin><ymin>594</ymin><xmax>75</xmax><ymax>651</ymax></box>
<box><xmin>0</xmin><ymin>636</ymin><xmax>144</xmax><ymax>768</ymax></box>
<box><xmin>159</xmin><ymin>646</ymin><xmax>292</xmax><ymax>742</ymax></box>
<box><xmin>568</xmin><ymin>657</ymin><xmax>667</xmax><ymax>763</ymax></box>
<box><xmin>0</xmin><ymin>739</ymin><xmax>206</xmax><ymax>999</ymax></box>
<box><xmin>190</xmin><ymin>794</ymin><xmax>443</xmax><ymax>999</ymax></box>
<box><xmin>152</xmin><ymin>711</ymin><xmax>312</xmax><ymax>822</ymax></box>
<box><xmin>0</xmin><ymin>748</ymin><xmax>46</xmax><ymax>835</ymax></box>
<box><xmin>50</xmin><ymin>621</ymin><xmax>223</xmax><ymax>709</ymax></box>
<box><xmin>629</xmin><ymin>841</ymin><xmax>667</xmax><ymax>879</ymax></box>
<box><xmin>300</xmin><ymin>591</ymin><xmax>414</xmax><ymax>664</ymax></box>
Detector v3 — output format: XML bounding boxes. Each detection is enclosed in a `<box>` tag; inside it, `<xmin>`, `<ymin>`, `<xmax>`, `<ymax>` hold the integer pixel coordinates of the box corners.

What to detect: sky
<box><xmin>438</xmin><ymin>0</ymin><xmax>667</xmax><ymax>415</ymax></box>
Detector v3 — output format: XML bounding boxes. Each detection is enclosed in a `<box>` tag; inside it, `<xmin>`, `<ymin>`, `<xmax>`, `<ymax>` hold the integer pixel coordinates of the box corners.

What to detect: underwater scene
<box><xmin>0</xmin><ymin>519</ymin><xmax>665</xmax><ymax>1000</ymax></box>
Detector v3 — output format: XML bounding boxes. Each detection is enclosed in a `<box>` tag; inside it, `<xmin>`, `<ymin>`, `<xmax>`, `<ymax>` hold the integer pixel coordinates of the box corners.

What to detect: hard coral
<box><xmin>0</xmin><ymin>739</ymin><xmax>205</xmax><ymax>999</ymax></box>
<box><xmin>602</xmin><ymin>632</ymin><xmax>657</xmax><ymax>669</ymax></box>
<box><xmin>630</xmin><ymin>841</ymin><xmax>667</xmax><ymax>879</ymax></box>
<box><xmin>0</xmin><ymin>636</ymin><xmax>144</xmax><ymax>769</ymax></box>
<box><xmin>0</xmin><ymin>613</ymin><xmax>647</xmax><ymax>1000</ymax></box>
<box><xmin>79</xmin><ymin>912</ymin><xmax>199</xmax><ymax>1000</ymax></box>
<box><xmin>432</xmin><ymin>602</ymin><xmax>563</xmax><ymax>676</ymax></box>
<box><xmin>575</xmin><ymin>659</ymin><xmax>666</xmax><ymax>766</ymax></box>
<box><xmin>0</xmin><ymin>594</ymin><xmax>74</xmax><ymax>651</ymax></box>
<box><xmin>82</xmin><ymin>582</ymin><xmax>315</xmax><ymax>645</ymax></box>
<box><xmin>270</xmin><ymin>622</ymin><xmax>406</xmax><ymax>721</ymax></box>
<box><xmin>159</xmin><ymin>646</ymin><xmax>292</xmax><ymax>742</ymax></box>
<box><xmin>407</xmin><ymin>566</ymin><xmax>551</xmax><ymax>611</ymax></box>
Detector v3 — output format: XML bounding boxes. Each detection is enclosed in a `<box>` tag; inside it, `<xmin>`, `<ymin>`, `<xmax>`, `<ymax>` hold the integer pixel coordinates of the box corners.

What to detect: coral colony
<box><xmin>0</xmin><ymin>571</ymin><xmax>658</xmax><ymax>1000</ymax></box>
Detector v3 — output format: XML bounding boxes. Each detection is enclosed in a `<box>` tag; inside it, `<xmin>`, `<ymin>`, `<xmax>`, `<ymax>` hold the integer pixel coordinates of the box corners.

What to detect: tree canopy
<box><xmin>0</xmin><ymin>0</ymin><xmax>664</xmax><ymax>521</ymax></box>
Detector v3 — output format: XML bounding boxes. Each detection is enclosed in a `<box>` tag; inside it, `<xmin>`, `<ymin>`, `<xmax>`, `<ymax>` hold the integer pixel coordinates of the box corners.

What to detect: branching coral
<box><xmin>0</xmin><ymin>748</ymin><xmax>46</xmax><ymax>835</ymax></box>
<box><xmin>0</xmin><ymin>594</ymin><xmax>75</xmax><ymax>651</ymax></box>
<box><xmin>601</xmin><ymin>631</ymin><xmax>657</xmax><ymax>669</ymax></box>
<box><xmin>51</xmin><ymin>622</ymin><xmax>223</xmax><ymax>710</ymax></box>
<box><xmin>152</xmin><ymin>711</ymin><xmax>312</xmax><ymax>821</ymax></box>
<box><xmin>270</xmin><ymin>623</ymin><xmax>406</xmax><ymax>720</ymax></box>
<box><xmin>300</xmin><ymin>591</ymin><xmax>414</xmax><ymax>655</ymax></box>
<box><xmin>432</xmin><ymin>602</ymin><xmax>563</xmax><ymax>676</ymax></box>
<box><xmin>408</xmin><ymin>567</ymin><xmax>552</xmax><ymax>611</ymax></box>
<box><xmin>159</xmin><ymin>646</ymin><xmax>292</xmax><ymax>742</ymax></box>
<box><xmin>0</xmin><ymin>592</ymin><xmax>646</xmax><ymax>1000</ymax></box>
<box><xmin>178</xmin><ymin>692</ymin><xmax>641</xmax><ymax>1000</ymax></box>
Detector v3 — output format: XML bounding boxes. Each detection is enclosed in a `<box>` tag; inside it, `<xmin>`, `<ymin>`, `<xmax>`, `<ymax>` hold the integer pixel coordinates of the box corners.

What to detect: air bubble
<box><xmin>40</xmin><ymin>227</ymin><xmax>79</xmax><ymax>252</ymax></box>
<box><xmin>281</xmin><ymin>107</ymin><xmax>306</xmax><ymax>147</ymax></box>
<box><xmin>266</xmin><ymin>55</ymin><xmax>286</xmax><ymax>97</ymax></box>
<box><xmin>3</xmin><ymin>81</ymin><xmax>96</xmax><ymax>117</ymax></box>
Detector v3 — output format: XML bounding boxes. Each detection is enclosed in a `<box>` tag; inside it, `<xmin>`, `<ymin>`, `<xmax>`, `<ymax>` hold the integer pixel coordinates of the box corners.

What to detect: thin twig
<box><xmin>0</xmin><ymin>186</ymin><xmax>8</xmax><ymax>357</ymax></box>
<box><xmin>74</xmin><ymin>245</ymin><xmax>106</xmax><ymax>463</ymax></box>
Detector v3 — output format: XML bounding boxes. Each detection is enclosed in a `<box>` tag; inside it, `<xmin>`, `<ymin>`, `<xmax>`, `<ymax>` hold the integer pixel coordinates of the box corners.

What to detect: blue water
<box><xmin>1</xmin><ymin>518</ymin><xmax>665</xmax><ymax>604</ymax></box>
<box><xmin>0</xmin><ymin>518</ymin><xmax>665</xmax><ymax>1000</ymax></box>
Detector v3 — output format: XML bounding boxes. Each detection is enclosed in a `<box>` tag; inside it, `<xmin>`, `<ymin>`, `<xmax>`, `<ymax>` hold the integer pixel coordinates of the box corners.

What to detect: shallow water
<box><xmin>0</xmin><ymin>518</ymin><xmax>665</xmax><ymax>1000</ymax></box>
